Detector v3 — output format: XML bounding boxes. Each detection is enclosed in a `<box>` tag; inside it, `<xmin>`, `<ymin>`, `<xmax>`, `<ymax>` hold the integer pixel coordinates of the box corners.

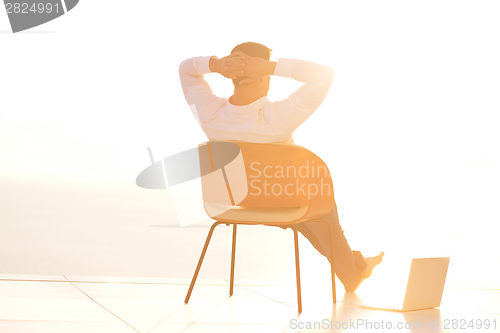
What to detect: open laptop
<box><xmin>357</xmin><ymin>257</ymin><xmax>450</xmax><ymax>312</ymax></box>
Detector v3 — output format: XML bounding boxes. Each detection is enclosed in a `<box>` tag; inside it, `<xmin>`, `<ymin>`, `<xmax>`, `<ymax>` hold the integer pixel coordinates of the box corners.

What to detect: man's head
<box><xmin>231</xmin><ymin>42</ymin><xmax>272</xmax><ymax>61</ymax></box>
<box><xmin>231</xmin><ymin>42</ymin><xmax>272</xmax><ymax>93</ymax></box>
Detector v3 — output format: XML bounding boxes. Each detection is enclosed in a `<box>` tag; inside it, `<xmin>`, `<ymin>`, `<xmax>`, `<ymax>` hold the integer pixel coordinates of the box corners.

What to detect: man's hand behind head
<box><xmin>210</xmin><ymin>52</ymin><xmax>247</xmax><ymax>79</ymax></box>
<box><xmin>234</xmin><ymin>52</ymin><xmax>277</xmax><ymax>85</ymax></box>
<box><xmin>210</xmin><ymin>51</ymin><xmax>276</xmax><ymax>85</ymax></box>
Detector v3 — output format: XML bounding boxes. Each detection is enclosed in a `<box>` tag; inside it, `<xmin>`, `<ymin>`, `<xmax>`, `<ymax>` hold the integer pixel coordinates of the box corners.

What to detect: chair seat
<box><xmin>204</xmin><ymin>202</ymin><xmax>309</xmax><ymax>224</ymax></box>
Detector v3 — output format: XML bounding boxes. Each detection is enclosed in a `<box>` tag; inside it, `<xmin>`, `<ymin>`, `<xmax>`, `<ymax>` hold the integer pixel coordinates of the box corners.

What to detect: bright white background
<box><xmin>1</xmin><ymin>1</ymin><xmax>499</xmax><ymax>287</ymax></box>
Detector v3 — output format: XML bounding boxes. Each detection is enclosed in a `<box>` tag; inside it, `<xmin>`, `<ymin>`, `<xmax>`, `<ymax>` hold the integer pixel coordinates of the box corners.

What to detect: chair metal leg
<box><xmin>185</xmin><ymin>220</ymin><xmax>331</xmax><ymax>312</ymax></box>
<box><xmin>184</xmin><ymin>221</ymin><xmax>222</xmax><ymax>303</ymax></box>
<box><xmin>291</xmin><ymin>226</ymin><xmax>303</xmax><ymax>313</ymax></box>
<box><xmin>320</xmin><ymin>219</ymin><xmax>336</xmax><ymax>304</ymax></box>
<box><xmin>229</xmin><ymin>224</ymin><xmax>237</xmax><ymax>296</ymax></box>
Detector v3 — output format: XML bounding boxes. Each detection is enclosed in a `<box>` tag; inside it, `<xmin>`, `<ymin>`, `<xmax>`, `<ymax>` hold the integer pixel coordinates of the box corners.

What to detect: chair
<box><xmin>184</xmin><ymin>141</ymin><xmax>337</xmax><ymax>312</ymax></box>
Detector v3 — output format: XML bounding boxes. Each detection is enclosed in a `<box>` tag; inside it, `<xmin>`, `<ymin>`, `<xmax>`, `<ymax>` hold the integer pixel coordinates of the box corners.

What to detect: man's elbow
<box><xmin>324</xmin><ymin>66</ymin><xmax>334</xmax><ymax>83</ymax></box>
<box><xmin>179</xmin><ymin>59</ymin><xmax>188</xmax><ymax>75</ymax></box>
<box><xmin>179</xmin><ymin>57</ymin><xmax>196</xmax><ymax>74</ymax></box>
<box><xmin>179</xmin><ymin>58</ymin><xmax>195</xmax><ymax>81</ymax></box>
<box><xmin>316</xmin><ymin>66</ymin><xmax>334</xmax><ymax>93</ymax></box>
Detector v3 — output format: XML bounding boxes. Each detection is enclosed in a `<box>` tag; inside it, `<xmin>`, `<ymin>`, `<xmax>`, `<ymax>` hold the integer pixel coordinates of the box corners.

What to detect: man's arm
<box><xmin>273</xmin><ymin>59</ymin><xmax>334</xmax><ymax>135</ymax></box>
<box><xmin>179</xmin><ymin>56</ymin><xmax>222</xmax><ymax>122</ymax></box>
<box><xmin>274</xmin><ymin>58</ymin><xmax>334</xmax><ymax>110</ymax></box>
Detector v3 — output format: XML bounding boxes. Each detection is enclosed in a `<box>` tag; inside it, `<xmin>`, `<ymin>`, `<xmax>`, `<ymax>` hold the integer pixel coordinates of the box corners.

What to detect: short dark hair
<box><xmin>231</xmin><ymin>42</ymin><xmax>272</xmax><ymax>60</ymax></box>
<box><xmin>231</xmin><ymin>42</ymin><xmax>272</xmax><ymax>85</ymax></box>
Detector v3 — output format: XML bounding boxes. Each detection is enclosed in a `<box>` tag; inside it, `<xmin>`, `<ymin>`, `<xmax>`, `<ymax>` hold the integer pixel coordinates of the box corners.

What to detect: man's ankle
<box><xmin>353</xmin><ymin>250</ymin><xmax>367</xmax><ymax>271</ymax></box>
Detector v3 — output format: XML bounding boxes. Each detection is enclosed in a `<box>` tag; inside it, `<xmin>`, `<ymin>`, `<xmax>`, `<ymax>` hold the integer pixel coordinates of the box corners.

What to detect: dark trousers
<box><xmin>294</xmin><ymin>198</ymin><xmax>363</xmax><ymax>292</ymax></box>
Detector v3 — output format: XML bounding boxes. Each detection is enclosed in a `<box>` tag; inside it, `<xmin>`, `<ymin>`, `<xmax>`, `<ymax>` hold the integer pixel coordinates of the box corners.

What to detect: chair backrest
<box><xmin>198</xmin><ymin>141</ymin><xmax>334</xmax><ymax>220</ymax></box>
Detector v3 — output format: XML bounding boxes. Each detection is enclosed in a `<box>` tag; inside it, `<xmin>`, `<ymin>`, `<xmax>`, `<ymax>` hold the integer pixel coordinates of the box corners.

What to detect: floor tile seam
<box><xmin>469</xmin><ymin>307</ymin><xmax>500</xmax><ymax>316</ymax></box>
<box><xmin>177</xmin><ymin>320</ymin><xmax>290</xmax><ymax>333</ymax></box>
<box><xmin>0</xmin><ymin>319</ymin><xmax>134</xmax><ymax>323</ymax></box>
<box><xmin>224</xmin><ymin>279</ymin><xmax>299</xmax><ymax>310</ymax></box>
<box><xmin>222</xmin><ymin>282</ymin><xmax>296</xmax><ymax>287</ymax></box>
<box><xmin>65</xmin><ymin>280</ymin><xmax>229</xmax><ymax>286</ymax></box>
<box><xmin>447</xmin><ymin>288</ymin><xmax>500</xmax><ymax>291</ymax></box>
<box><xmin>0</xmin><ymin>319</ymin><xmax>303</xmax><ymax>326</ymax></box>
<box><xmin>176</xmin><ymin>298</ymin><xmax>231</xmax><ymax>333</ymax></box>
<box><xmin>0</xmin><ymin>277</ymin><xmax>302</xmax><ymax>288</ymax></box>
<box><xmin>62</xmin><ymin>275</ymin><xmax>142</xmax><ymax>333</ymax></box>
<box><xmin>0</xmin><ymin>279</ymin><xmax>67</xmax><ymax>283</ymax></box>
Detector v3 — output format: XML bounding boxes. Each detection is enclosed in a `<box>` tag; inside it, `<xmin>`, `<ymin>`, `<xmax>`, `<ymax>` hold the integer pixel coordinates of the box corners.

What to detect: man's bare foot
<box><xmin>344</xmin><ymin>251</ymin><xmax>385</xmax><ymax>292</ymax></box>
<box><xmin>359</xmin><ymin>252</ymin><xmax>384</xmax><ymax>279</ymax></box>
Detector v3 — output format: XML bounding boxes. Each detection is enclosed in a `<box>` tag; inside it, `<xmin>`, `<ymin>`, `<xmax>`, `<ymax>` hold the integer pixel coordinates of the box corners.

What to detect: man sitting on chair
<box><xmin>179</xmin><ymin>42</ymin><xmax>383</xmax><ymax>292</ymax></box>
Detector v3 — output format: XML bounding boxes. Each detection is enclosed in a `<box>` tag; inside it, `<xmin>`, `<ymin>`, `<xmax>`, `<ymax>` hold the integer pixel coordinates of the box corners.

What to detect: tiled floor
<box><xmin>0</xmin><ymin>274</ymin><xmax>499</xmax><ymax>333</ymax></box>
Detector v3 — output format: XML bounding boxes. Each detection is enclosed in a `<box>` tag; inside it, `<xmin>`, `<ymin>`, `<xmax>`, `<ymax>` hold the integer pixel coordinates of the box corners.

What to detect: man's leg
<box><xmin>294</xmin><ymin>199</ymin><xmax>364</xmax><ymax>292</ymax></box>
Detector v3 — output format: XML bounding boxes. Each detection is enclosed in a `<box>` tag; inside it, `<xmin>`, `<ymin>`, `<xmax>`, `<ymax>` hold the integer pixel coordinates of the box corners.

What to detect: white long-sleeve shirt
<box><xmin>179</xmin><ymin>56</ymin><xmax>334</xmax><ymax>143</ymax></box>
